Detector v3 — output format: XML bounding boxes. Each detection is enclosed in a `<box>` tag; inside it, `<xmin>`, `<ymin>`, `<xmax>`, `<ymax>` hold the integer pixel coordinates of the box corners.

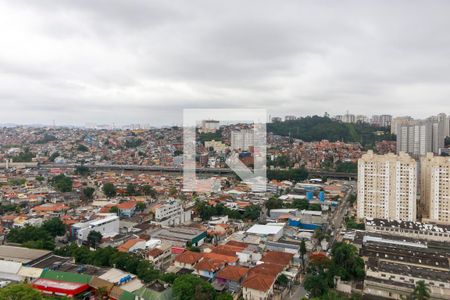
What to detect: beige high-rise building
<box><xmin>420</xmin><ymin>153</ymin><xmax>450</xmax><ymax>224</ymax></box>
<box><xmin>357</xmin><ymin>150</ymin><xmax>417</xmax><ymax>221</ymax></box>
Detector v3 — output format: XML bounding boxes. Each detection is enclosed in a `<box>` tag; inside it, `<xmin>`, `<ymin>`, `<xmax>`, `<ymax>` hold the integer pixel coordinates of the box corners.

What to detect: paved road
<box><xmin>286</xmin><ymin>284</ymin><xmax>307</xmax><ymax>300</ymax></box>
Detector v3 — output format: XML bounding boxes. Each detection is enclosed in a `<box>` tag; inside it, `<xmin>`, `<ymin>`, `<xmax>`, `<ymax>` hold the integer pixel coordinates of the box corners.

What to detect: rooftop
<box><xmin>0</xmin><ymin>245</ymin><xmax>51</xmax><ymax>264</ymax></box>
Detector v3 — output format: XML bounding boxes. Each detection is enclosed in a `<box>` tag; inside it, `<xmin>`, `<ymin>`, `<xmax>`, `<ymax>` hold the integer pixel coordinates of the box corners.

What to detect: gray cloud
<box><xmin>0</xmin><ymin>0</ymin><xmax>449</xmax><ymax>126</ymax></box>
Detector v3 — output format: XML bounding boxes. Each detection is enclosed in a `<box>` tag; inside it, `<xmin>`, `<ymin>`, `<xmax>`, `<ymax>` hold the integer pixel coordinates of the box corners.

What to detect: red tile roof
<box><xmin>248</xmin><ymin>263</ymin><xmax>284</xmax><ymax>277</ymax></box>
<box><xmin>195</xmin><ymin>258</ymin><xmax>224</xmax><ymax>273</ymax></box>
<box><xmin>32</xmin><ymin>203</ymin><xmax>69</xmax><ymax>212</ymax></box>
<box><xmin>242</xmin><ymin>273</ymin><xmax>276</xmax><ymax>292</ymax></box>
<box><xmin>117</xmin><ymin>201</ymin><xmax>137</xmax><ymax>210</ymax></box>
<box><xmin>147</xmin><ymin>248</ymin><xmax>164</xmax><ymax>258</ymax></box>
<box><xmin>117</xmin><ymin>238</ymin><xmax>144</xmax><ymax>252</ymax></box>
<box><xmin>211</xmin><ymin>244</ymin><xmax>246</xmax><ymax>257</ymax></box>
<box><xmin>261</xmin><ymin>251</ymin><xmax>294</xmax><ymax>267</ymax></box>
<box><xmin>174</xmin><ymin>251</ymin><xmax>203</xmax><ymax>265</ymax></box>
<box><xmin>203</xmin><ymin>252</ymin><xmax>238</xmax><ymax>264</ymax></box>
<box><xmin>226</xmin><ymin>241</ymin><xmax>248</xmax><ymax>248</ymax></box>
<box><xmin>216</xmin><ymin>265</ymin><xmax>249</xmax><ymax>282</ymax></box>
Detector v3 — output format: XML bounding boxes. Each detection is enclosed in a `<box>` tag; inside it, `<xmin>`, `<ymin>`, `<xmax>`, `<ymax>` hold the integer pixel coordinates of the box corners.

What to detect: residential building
<box><xmin>200</xmin><ymin>120</ymin><xmax>220</xmax><ymax>133</ymax></box>
<box><xmin>204</xmin><ymin>140</ymin><xmax>228</xmax><ymax>153</ymax></box>
<box><xmin>146</xmin><ymin>242</ymin><xmax>173</xmax><ymax>271</ymax></box>
<box><xmin>357</xmin><ymin>151</ymin><xmax>417</xmax><ymax>221</ymax></box>
<box><xmin>215</xmin><ymin>265</ymin><xmax>249</xmax><ymax>293</ymax></box>
<box><xmin>71</xmin><ymin>215</ymin><xmax>119</xmax><ymax>242</ymax></box>
<box><xmin>231</xmin><ymin>129</ymin><xmax>254</xmax><ymax>151</ymax></box>
<box><xmin>150</xmin><ymin>200</ymin><xmax>191</xmax><ymax>226</ymax></box>
<box><xmin>396</xmin><ymin>117</ymin><xmax>445</xmax><ymax>156</ymax></box>
<box><xmin>116</xmin><ymin>201</ymin><xmax>137</xmax><ymax>218</ymax></box>
<box><xmin>420</xmin><ymin>153</ymin><xmax>450</xmax><ymax>224</ymax></box>
<box><xmin>391</xmin><ymin>116</ymin><xmax>413</xmax><ymax>135</ymax></box>
<box><xmin>371</xmin><ymin>115</ymin><xmax>392</xmax><ymax>127</ymax></box>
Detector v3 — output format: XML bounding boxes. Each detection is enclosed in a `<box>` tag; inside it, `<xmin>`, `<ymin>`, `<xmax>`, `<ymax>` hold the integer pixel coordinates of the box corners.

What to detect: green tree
<box><xmin>126</xmin><ymin>183</ymin><xmax>137</xmax><ymax>196</ymax></box>
<box><xmin>242</xmin><ymin>205</ymin><xmax>261</xmax><ymax>221</ymax></box>
<box><xmin>0</xmin><ymin>283</ymin><xmax>43</xmax><ymax>300</ymax></box>
<box><xmin>160</xmin><ymin>273</ymin><xmax>178</xmax><ymax>284</ymax></box>
<box><xmin>87</xmin><ymin>231</ymin><xmax>103</xmax><ymax>249</ymax></box>
<box><xmin>51</xmin><ymin>174</ymin><xmax>73</xmax><ymax>192</ymax></box>
<box><xmin>172</xmin><ymin>274</ymin><xmax>216</xmax><ymax>300</ymax></box>
<box><xmin>304</xmin><ymin>274</ymin><xmax>329</xmax><ymax>297</ymax></box>
<box><xmin>77</xmin><ymin>144</ymin><xmax>89</xmax><ymax>152</ymax></box>
<box><xmin>49</xmin><ymin>152</ymin><xmax>60</xmax><ymax>162</ymax></box>
<box><xmin>275</xmin><ymin>274</ymin><xmax>289</xmax><ymax>287</ymax></box>
<box><xmin>335</xmin><ymin>161</ymin><xmax>357</xmax><ymax>173</ymax></box>
<box><xmin>308</xmin><ymin>203</ymin><xmax>322</xmax><ymax>211</ymax></box>
<box><xmin>291</xmin><ymin>199</ymin><xmax>309</xmax><ymax>210</ymax></box>
<box><xmin>300</xmin><ymin>240</ymin><xmax>307</xmax><ymax>271</ymax></box>
<box><xmin>265</xmin><ymin>196</ymin><xmax>283</xmax><ymax>212</ymax></box>
<box><xmin>412</xmin><ymin>281</ymin><xmax>431</xmax><ymax>300</ymax></box>
<box><xmin>7</xmin><ymin>225</ymin><xmax>55</xmax><ymax>250</ymax></box>
<box><xmin>136</xmin><ymin>202</ymin><xmax>146</xmax><ymax>212</ymax></box>
<box><xmin>216</xmin><ymin>293</ymin><xmax>233</xmax><ymax>300</ymax></box>
<box><xmin>330</xmin><ymin>243</ymin><xmax>365</xmax><ymax>281</ymax></box>
<box><xmin>12</xmin><ymin>148</ymin><xmax>34</xmax><ymax>162</ymax></box>
<box><xmin>142</xmin><ymin>185</ymin><xmax>156</xmax><ymax>197</ymax></box>
<box><xmin>42</xmin><ymin>218</ymin><xmax>66</xmax><ymax>237</ymax></box>
<box><xmin>103</xmin><ymin>183</ymin><xmax>117</xmax><ymax>198</ymax></box>
<box><xmin>109</xmin><ymin>206</ymin><xmax>119</xmax><ymax>214</ymax></box>
<box><xmin>75</xmin><ymin>165</ymin><xmax>90</xmax><ymax>176</ymax></box>
<box><xmin>83</xmin><ymin>187</ymin><xmax>95</xmax><ymax>200</ymax></box>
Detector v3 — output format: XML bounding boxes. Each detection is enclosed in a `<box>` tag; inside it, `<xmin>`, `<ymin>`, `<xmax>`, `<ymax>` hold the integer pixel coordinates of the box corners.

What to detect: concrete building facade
<box><xmin>357</xmin><ymin>151</ymin><xmax>417</xmax><ymax>221</ymax></box>
<box><xmin>420</xmin><ymin>153</ymin><xmax>450</xmax><ymax>224</ymax></box>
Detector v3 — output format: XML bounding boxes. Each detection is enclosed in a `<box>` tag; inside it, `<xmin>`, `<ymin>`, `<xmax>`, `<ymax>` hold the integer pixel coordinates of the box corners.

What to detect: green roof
<box><xmin>133</xmin><ymin>285</ymin><xmax>173</xmax><ymax>300</ymax></box>
<box><xmin>40</xmin><ymin>270</ymin><xmax>92</xmax><ymax>284</ymax></box>
<box><xmin>120</xmin><ymin>290</ymin><xmax>137</xmax><ymax>300</ymax></box>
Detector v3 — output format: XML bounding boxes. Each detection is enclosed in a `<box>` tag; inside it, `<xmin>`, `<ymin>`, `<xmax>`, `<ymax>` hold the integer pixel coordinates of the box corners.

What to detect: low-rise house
<box><xmin>147</xmin><ymin>243</ymin><xmax>173</xmax><ymax>271</ymax></box>
<box><xmin>117</xmin><ymin>201</ymin><xmax>137</xmax><ymax>218</ymax></box>
<box><xmin>117</xmin><ymin>238</ymin><xmax>146</xmax><ymax>253</ymax></box>
<box><xmin>194</xmin><ymin>257</ymin><xmax>225</xmax><ymax>280</ymax></box>
<box><xmin>31</xmin><ymin>203</ymin><xmax>69</xmax><ymax>217</ymax></box>
<box><xmin>260</xmin><ymin>251</ymin><xmax>294</xmax><ymax>270</ymax></box>
<box><xmin>242</xmin><ymin>272</ymin><xmax>277</xmax><ymax>300</ymax></box>
<box><xmin>215</xmin><ymin>265</ymin><xmax>249</xmax><ymax>293</ymax></box>
<box><xmin>174</xmin><ymin>251</ymin><xmax>203</xmax><ymax>270</ymax></box>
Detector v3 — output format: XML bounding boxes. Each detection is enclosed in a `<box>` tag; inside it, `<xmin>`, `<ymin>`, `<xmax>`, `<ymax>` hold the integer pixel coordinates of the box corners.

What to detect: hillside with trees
<box><xmin>268</xmin><ymin>116</ymin><xmax>395</xmax><ymax>148</ymax></box>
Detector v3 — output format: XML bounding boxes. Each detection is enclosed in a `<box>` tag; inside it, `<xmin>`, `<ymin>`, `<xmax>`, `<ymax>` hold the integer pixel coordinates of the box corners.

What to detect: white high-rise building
<box><xmin>200</xmin><ymin>120</ymin><xmax>220</xmax><ymax>133</ymax></box>
<box><xmin>342</xmin><ymin>113</ymin><xmax>356</xmax><ymax>124</ymax></box>
<box><xmin>420</xmin><ymin>153</ymin><xmax>450</xmax><ymax>224</ymax></box>
<box><xmin>231</xmin><ymin>129</ymin><xmax>254</xmax><ymax>151</ymax></box>
<box><xmin>396</xmin><ymin>116</ymin><xmax>445</xmax><ymax>156</ymax></box>
<box><xmin>391</xmin><ymin>116</ymin><xmax>413</xmax><ymax>135</ymax></box>
<box><xmin>357</xmin><ymin>150</ymin><xmax>417</xmax><ymax>222</ymax></box>
<box><xmin>371</xmin><ymin>115</ymin><xmax>392</xmax><ymax>127</ymax></box>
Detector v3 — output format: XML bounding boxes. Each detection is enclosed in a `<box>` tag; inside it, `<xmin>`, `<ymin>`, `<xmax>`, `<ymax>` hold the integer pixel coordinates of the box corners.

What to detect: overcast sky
<box><xmin>0</xmin><ymin>1</ymin><xmax>449</xmax><ymax>126</ymax></box>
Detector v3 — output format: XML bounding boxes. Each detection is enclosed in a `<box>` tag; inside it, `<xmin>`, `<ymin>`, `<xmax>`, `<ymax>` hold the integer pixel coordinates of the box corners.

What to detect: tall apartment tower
<box><xmin>396</xmin><ymin>117</ymin><xmax>445</xmax><ymax>156</ymax></box>
<box><xmin>391</xmin><ymin>116</ymin><xmax>413</xmax><ymax>135</ymax></box>
<box><xmin>231</xmin><ymin>129</ymin><xmax>254</xmax><ymax>151</ymax></box>
<box><xmin>357</xmin><ymin>150</ymin><xmax>417</xmax><ymax>221</ymax></box>
<box><xmin>420</xmin><ymin>153</ymin><xmax>450</xmax><ymax>224</ymax></box>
